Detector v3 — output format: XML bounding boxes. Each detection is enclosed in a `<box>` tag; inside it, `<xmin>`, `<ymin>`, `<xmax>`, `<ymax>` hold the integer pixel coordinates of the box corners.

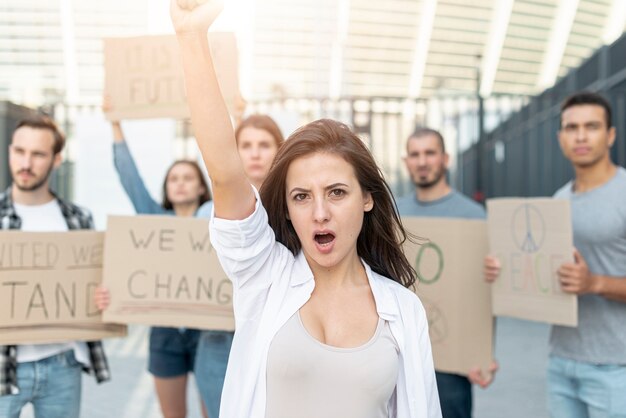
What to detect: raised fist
<box><xmin>177</xmin><ymin>0</ymin><xmax>208</xmax><ymax>10</ymax></box>
<box><xmin>170</xmin><ymin>0</ymin><xmax>223</xmax><ymax>33</ymax></box>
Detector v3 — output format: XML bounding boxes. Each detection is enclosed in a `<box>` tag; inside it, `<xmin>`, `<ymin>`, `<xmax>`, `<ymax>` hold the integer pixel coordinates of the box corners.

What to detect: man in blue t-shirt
<box><xmin>397</xmin><ymin>128</ymin><xmax>497</xmax><ymax>418</ymax></box>
<box><xmin>485</xmin><ymin>92</ymin><xmax>626</xmax><ymax>417</ymax></box>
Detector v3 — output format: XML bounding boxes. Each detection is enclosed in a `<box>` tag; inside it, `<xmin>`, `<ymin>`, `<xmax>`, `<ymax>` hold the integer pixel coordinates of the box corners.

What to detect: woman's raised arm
<box><xmin>171</xmin><ymin>0</ymin><xmax>255</xmax><ymax>220</ymax></box>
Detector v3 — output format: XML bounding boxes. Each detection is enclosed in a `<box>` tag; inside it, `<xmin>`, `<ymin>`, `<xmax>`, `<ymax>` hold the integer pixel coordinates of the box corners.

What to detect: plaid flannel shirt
<box><xmin>0</xmin><ymin>187</ymin><xmax>111</xmax><ymax>396</ymax></box>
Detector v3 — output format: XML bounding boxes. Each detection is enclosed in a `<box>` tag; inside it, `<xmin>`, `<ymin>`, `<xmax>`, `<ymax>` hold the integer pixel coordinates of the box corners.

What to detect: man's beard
<box><xmin>13</xmin><ymin>164</ymin><xmax>55</xmax><ymax>192</ymax></box>
<box><xmin>571</xmin><ymin>152</ymin><xmax>604</xmax><ymax>169</ymax></box>
<box><xmin>415</xmin><ymin>166</ymin><xmax>446</xmax><ymax>189</ymax></box>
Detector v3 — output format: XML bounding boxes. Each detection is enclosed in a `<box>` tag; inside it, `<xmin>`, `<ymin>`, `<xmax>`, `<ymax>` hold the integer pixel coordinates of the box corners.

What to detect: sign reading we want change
<box><xmin>487</xmin><ymin>198</ymin><xmax>577</xmax><ymax>326</ymax></box>
<box><xmin>104</xmin><ymin>33</ymin><xmax>240</xmax><ymax>120</ymax></box>
<box><xmin>0</xmin><ymin>231</ymin><xmax>127</xmax><ymax>345</ymax></box>
<box><xmin>402</xmin><ymin>218</ymin><xmax>493</xmax><ymax>377</ymax></box>
<box><xmin>102</xmin><ymin>216</ymin><xmax>234</xmax><ymax>330</ymax></box>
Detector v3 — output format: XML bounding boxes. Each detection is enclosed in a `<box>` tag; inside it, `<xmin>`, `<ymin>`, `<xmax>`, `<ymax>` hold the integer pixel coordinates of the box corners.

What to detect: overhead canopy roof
<box><xmin>247</xmin><ymin>0</ymin><xmax>626</xmax><ymax>99</ymax></box>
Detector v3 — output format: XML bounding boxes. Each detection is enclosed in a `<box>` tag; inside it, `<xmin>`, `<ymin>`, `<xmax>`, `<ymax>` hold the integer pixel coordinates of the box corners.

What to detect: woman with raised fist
<box><xmin>170</xmin><ymin>1</ymin><xmax>441</xmax><ymax>417</ymax></box>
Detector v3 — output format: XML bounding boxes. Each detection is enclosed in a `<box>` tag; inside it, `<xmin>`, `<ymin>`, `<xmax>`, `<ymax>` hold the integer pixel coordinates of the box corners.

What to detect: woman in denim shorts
<box><xmin>97</xmin><ymin>101</ymin><xmax>213</xmax><ymax>418</ymax></box>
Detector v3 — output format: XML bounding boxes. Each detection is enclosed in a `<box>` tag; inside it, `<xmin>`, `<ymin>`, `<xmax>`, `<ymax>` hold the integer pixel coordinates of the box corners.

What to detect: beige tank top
<box><xmin>265</xmin><ymin>311</ymin><xmax>399</xmax><ymax>418</ymax></box>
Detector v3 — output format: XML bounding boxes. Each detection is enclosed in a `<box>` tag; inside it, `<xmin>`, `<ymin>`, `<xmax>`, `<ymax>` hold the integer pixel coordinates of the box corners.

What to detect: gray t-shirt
<box><xmin>396</xmin><ymin>190</ymin><xmax>486</xmax><ymax>219</ymax></box>
<box><xmin>551</xmin><ymin>166</ymin><xmax>626</xmax><ymax>364</ymax></box>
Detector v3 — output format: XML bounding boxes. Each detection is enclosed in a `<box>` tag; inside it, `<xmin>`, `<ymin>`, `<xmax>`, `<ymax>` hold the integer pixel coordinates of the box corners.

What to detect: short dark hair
<box><xmin>14</xmin><ymin>115</ymin><xmax>66</xmax><ymax>154</ymax></box>
<box><xmin>407</xmin><ymin>127</ymin><xmax>446</xmax><ymax>154</ymax></box>
<box><xmin>560</xmin><ymin>91</ymin><xmax>612</xmax><ymax>128</ymax></box>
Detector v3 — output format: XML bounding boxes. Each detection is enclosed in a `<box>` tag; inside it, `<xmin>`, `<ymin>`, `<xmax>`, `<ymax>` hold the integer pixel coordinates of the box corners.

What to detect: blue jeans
<box><xmin>436</xmin><ymin>371</ymin><xmax>472</xmax><ymax>418</ymax></box>
<box><xmin>0</xmin><ymin>350</ymin><xmax>82</xmax><ymax>418</ymax></box>
<box><xmin>548</xmin><ymin>355</ymin><xmax>626</xmax><ymax>418</ymax></box>
<box><xmin>194</xmin><ymin>330</ymin><xmax>234</xmax><ymax>418</ymax></box>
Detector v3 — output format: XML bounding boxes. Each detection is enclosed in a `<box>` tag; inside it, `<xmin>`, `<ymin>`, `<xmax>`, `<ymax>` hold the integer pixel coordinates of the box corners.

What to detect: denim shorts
<box><xmin>148</xmin><ymin>327</ymin><xmax>201</xmax><ymax>378</ymax></box>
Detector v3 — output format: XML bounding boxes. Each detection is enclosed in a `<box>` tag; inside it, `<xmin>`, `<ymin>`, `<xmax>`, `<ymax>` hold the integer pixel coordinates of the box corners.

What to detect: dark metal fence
<box><xmin>0</xmin><ymin>101</ymin><xmax>37</xmax><ymax>191</ymax></box>
<box><xmin>461</xmin><ymin>33</ymin><xmax>626</xmax><ymax>199</ymax></box>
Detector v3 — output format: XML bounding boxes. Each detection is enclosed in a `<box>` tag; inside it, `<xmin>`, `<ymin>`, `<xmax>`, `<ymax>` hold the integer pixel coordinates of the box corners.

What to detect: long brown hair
<box><xmin>162</xmin><ymin>160</ymin><xmax>212</xmax><ymax>211</ymax></box>
<box><xmin>260</xmin><ymin>119</ymin><xmax>416</xmax><ymax>288</ymax></box>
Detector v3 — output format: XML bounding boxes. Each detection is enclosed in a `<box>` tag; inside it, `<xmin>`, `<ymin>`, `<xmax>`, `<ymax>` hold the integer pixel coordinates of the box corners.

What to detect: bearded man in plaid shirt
<box><xmin>0</xmin><ymin>115</ymin><xmax>110</xmax><ymax>418</ymax></box>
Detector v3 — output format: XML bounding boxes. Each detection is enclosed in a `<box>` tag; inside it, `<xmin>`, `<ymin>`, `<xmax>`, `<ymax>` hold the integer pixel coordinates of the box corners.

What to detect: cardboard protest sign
<box><xmin>102</xmin><ymin>216</ymin><xmax>234</xmax><ymax>330</ymax></box>
<box><xmin>104</xmin><ymin>33</ymin><xmax>240</xmax><ymax>120</ymax></box>
<box><xmin>0</xmin><ymin>231</ymin><xmax>127</xmax><ymax>345</ymax></box>
<box><xmin>487</xmin><ymin>198</ymin><xmax>577</xmax><ymax>326</ymax></box>
<box><xmin>402</xmin><ymin>217</ymin><xmax>493</xmax><ymax>376</ymax></box>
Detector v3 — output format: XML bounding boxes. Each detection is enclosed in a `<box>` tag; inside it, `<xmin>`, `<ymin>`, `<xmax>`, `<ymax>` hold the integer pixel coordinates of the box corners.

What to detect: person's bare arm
<box><xmin>110</xmin><ymin>121</ymin><xmax>124</xmax><ymax>142</ymax></box>
<box><xmin>171</xmin><ymin>0</ymin><xmax>254</xmax><ymax>220</ymax></box>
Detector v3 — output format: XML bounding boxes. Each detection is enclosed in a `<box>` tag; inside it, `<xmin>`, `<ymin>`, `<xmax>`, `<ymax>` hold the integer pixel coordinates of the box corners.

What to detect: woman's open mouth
<box><xmin>313</xmin><ymin>231</ymin><xmax>336</xmax><ymax>254</ymax></box>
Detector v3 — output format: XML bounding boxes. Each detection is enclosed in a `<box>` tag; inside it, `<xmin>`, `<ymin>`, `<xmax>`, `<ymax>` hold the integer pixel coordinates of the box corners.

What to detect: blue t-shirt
<box><xmin>395</xmin><ymin>190</ymin><xmax>485</xmax><ymax>220</ymax></box>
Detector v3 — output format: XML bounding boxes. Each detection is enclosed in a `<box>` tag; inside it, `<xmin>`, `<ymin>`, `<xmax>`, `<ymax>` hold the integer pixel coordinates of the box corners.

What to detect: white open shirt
<box><xmin>210</xmin><ymin>187</ymin><xmax>441</xmax><ymax>418</ymax></box>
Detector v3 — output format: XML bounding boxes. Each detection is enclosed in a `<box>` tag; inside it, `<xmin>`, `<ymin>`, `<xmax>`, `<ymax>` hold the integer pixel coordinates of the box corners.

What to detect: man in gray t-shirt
<box><xmin>398</xmin><ymin>128</ymin><xmax>496</xmax><ymax>418</ymax></box>
<box><xmin>485</xmin><ymin>92</ymin><xmax>626</xmax><ymax>417</ymax></box>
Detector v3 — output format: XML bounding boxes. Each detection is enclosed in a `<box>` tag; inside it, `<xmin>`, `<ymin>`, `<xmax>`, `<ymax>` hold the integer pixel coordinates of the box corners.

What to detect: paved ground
<box><xmin>20</xmin><ymin>318</ymin><xmax>550</xmax><ymax>418</ymax></box>
<box><xmin>474</xmin><ymin>318</ymin><xmax>550</xmax><ymax>418</ymax></box>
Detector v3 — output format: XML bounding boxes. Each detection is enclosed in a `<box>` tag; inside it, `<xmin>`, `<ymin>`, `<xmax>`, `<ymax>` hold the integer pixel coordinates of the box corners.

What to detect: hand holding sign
<box><xmin>468</xmin><ymin>360</ymin><xmax>499</xmax><ymax>389</ymax></box>
<box><xmin>558</xmin><ymin>249</ymin><xmax>599</xmax><ymax>295</ymax></box>
<box><xmin>102</xmin><ymin>95</ymin><xmax>125</xmax><ymax>142</ymax></box>
<box><xmin>170</xmin><ymin>0</ymin><xmax>223</xmax><ymax>33</ymax></box>
<box><xmin>95</xmin><ymin>285</ymin><xmax>111</xmax><ymax>311</ymax></box>
<box><xmin>483</xmin><ymin>255</ymin><xmax>501</xmax><ymax>283</ymax></box>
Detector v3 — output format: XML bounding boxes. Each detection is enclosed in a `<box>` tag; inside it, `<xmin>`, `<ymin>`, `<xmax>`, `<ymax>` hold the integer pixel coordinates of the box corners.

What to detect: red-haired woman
<box><xmin>170</xmin><ymin>1</ymin><xmax>441</xmax><ymax>417</ymax></box>
<box><xmin>194</xmin><ymin>114</ymin><xmax>284</xmax><ymax>417</ymax></box>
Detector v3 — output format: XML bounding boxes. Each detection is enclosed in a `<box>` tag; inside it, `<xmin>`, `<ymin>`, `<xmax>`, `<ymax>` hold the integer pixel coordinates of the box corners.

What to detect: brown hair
<box><xmin>408</xmin><ymin>127</ymin><xmax>446</xmax><ymax>153</ymax></box>
<box><xmin>260</xmin><ymin>119</ymin><xmax>416</xmax><ymax>288</ymax></box>
<box><xmin>235</xmin><ymin>115</ymin><xmax>284</xmax><ymax>147</ymax></box>
<box><xmin>15</xmin><ymin>115</ymin><xmax>65</xmax><ymax>154</ymax></box>
<box><xmin>162</xmin><ymin>160</ymin><xmax>212</xmax><ymax>211</ymax></box>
